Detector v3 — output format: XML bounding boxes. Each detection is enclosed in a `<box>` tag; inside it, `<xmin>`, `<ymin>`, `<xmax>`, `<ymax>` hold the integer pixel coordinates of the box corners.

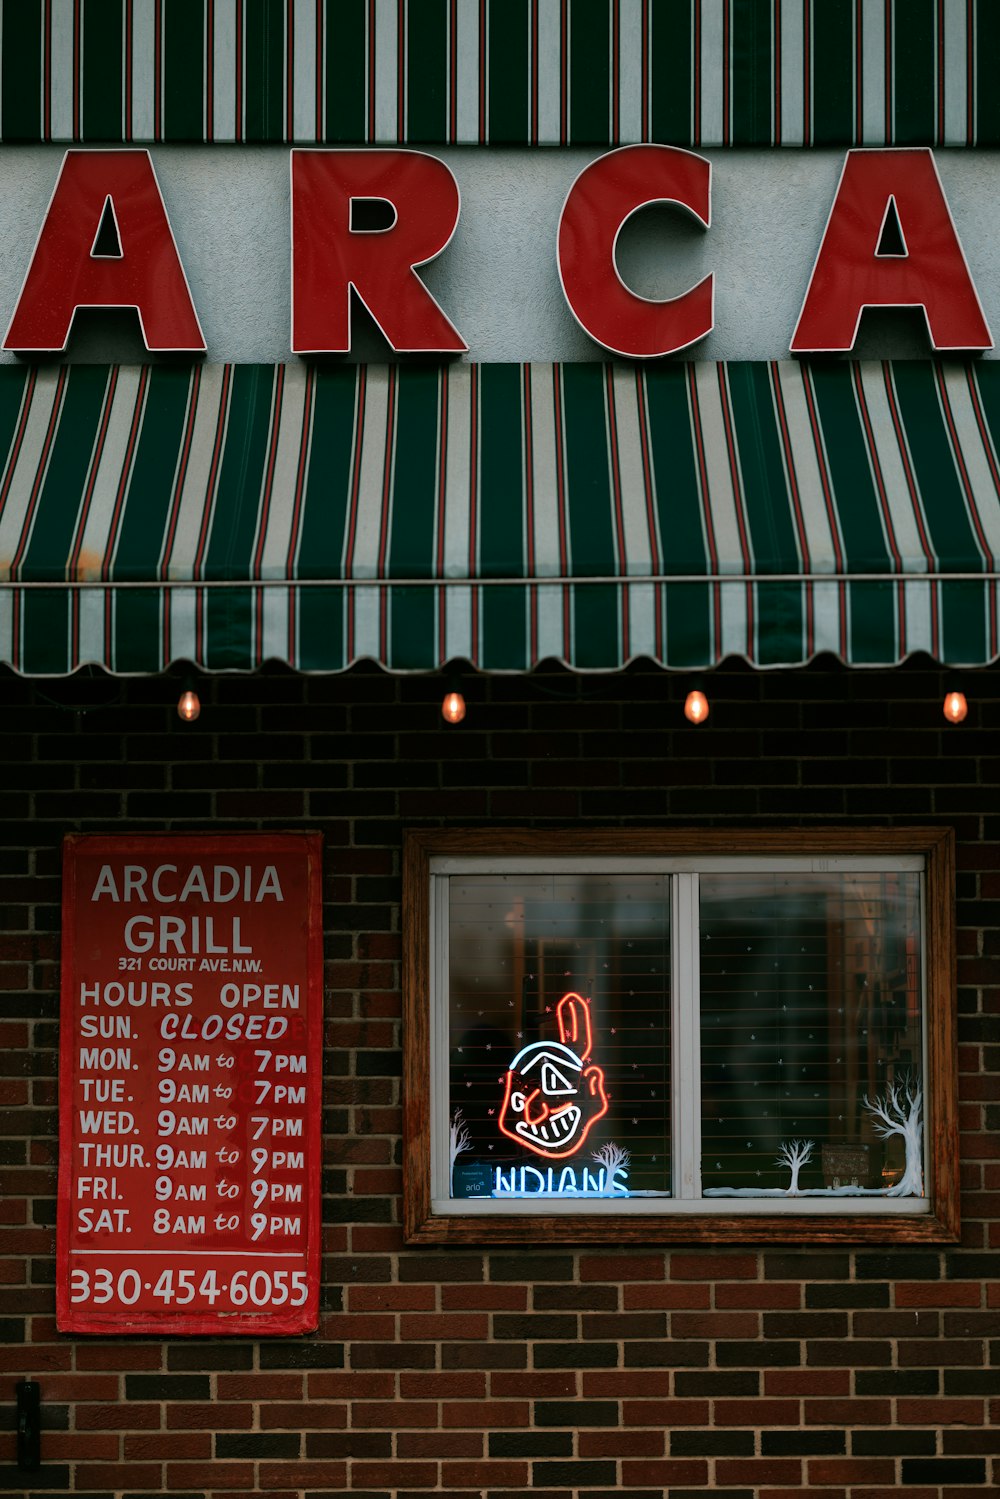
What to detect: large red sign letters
<box><xmin>3</xmin><ymin>145</ymin><xmax>993</xmax><ymax>357</ymax></box>
<box><xmin>791</xmin><ymin>148</ymin><xmax>992</xmax><ymax>352</ymax></box>
<box><xmin>5</xmin><ymin>150</ymin><xmax>205</xmax><ymax>353</ymax></box>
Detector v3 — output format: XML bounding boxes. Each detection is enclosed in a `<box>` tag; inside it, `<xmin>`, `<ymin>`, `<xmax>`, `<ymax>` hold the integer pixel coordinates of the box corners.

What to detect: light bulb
<box><xmin>943</xmin><ymin>689</ymin><xmax>968</xmax><ymax>724</ymax></box>
<box><xmin>684</xmin><ymin>688</ymin><xmax>709</xmax><ymax>724</ymax></box>
<box><xmin>442</xmin><ymin>689</ymin><xmax>466</xmax><ymax>724</ymax></box>
<box><xmin>177</xmin><ymin>688</ymin><xmax>201</xmax><ymax>722</ymax></box>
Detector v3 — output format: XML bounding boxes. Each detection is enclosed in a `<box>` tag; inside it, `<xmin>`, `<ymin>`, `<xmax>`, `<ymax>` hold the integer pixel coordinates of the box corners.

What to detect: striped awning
<box><xmin>2</xmin><ymin>359</ymin><xmax>1000</xmax><ymax>675</ymax></box>
<box><xmin>1</xmin><ymin>0</ymin><xmax>996</xmax><ymax>150</ymax></box>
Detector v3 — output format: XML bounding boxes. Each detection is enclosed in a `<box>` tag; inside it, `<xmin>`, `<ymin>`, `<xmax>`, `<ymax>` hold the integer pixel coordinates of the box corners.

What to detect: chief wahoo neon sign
<box><xmin>498</xmin><ymin>991</ymin><xmax>609</xmax><ymax>1160</ymax></box>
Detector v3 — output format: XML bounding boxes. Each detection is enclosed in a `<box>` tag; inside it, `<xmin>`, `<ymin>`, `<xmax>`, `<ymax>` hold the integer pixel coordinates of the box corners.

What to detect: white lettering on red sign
<box><xmin>57</xmin><ymin>834</ymin><xmax>322</xmax><ymax>1337</ymax></box>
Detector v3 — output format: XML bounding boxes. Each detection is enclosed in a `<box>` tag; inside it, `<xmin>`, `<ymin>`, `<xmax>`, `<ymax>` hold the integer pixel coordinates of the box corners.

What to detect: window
<box><xmin>403</xmin><ymin>829</ymin><xmax>958</xmax><ymax>1244</ymax></box>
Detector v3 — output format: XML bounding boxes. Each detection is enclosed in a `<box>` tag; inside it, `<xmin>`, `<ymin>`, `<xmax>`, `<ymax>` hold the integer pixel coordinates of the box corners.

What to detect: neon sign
<box><xmin>498</xmin><ymin>991</ymin><xmax>608</xmax><ymax>1160</ymax></box>
<box><xmin>493</xmin><ymin>1163</ymin><xmax>628</xmax><ymax>1197</ymax></box>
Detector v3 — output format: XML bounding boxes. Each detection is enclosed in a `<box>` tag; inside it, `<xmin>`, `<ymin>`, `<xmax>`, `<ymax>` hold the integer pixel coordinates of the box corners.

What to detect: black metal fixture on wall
<box><xmin>16</xmin><ymin>1379</ymin><xmax>40</xmax><ymax>1471</ymax></box>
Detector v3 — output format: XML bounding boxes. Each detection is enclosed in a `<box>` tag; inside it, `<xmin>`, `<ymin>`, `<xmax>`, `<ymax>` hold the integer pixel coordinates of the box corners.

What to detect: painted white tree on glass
<box><xmin>449</xmin><ymin>1110</ymin><xmax>473</xmax><ymax>1191</ymax></box>
<box><xmin>775</xmin><ymin>1138</ymin><xmax>814</xmax><ymax>1194</ymax></box>
<box><xmin>591</xmin><ymin>1141</ymin><xmax>630</xmax><ymax>1195</ymax></box>
<box><xmin>863</xmin><ymin>1075</ymin><xmax>923</xmax><ymax>1196</ymax></box>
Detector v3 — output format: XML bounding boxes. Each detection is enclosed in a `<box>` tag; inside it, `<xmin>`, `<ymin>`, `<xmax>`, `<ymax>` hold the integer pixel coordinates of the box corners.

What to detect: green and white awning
<box><xmin>2</xmin><ymin>359</ymin><xmax>1000</xmax><ymax>675</ymax></box>
<box><xmin>2</xmin><ymin>0</ymin><xmax>998</xmax><ymax>149</ymax></box>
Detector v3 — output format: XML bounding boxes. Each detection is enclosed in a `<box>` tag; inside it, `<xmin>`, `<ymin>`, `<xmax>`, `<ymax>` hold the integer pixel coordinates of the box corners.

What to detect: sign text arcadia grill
<box><xmin>57</xmin><ymin>832</ymin><xmax>323</xmax><ymax>1336</ymax></box>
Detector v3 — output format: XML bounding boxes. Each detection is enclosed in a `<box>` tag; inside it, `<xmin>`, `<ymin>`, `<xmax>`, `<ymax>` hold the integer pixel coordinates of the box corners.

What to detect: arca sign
<box><xmin>3</xmin><ymin>145</ymin><xmax>992</xmax><ymax>359</ymax></box>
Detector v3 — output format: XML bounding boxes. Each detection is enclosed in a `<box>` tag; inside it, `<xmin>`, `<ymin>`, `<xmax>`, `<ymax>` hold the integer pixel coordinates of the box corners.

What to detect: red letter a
<box><xmin>4</xmin><ymin>150</ymin><xmax>205</xmax><ymax>353</ymax></box>
<box><xmin>791</xmin><ymin>148</ymin><xmax>991</xmax><ymax>353</ymax></box>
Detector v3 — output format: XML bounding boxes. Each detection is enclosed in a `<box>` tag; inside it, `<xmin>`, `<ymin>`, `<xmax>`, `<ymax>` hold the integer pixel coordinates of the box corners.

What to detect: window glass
<box><xmin>700</xmin><ymin>871</ymin><xmax>923</xmax><ymax>1198</ymax></box>
<box><xmin>404</xmin><ymin>828</ymin><xmax>956</xmax><ymax>1243</ymax></box>
<box><xmin>448</xmin><ymin>873</ymin><xmax>671</xmax><ymax>1200</ymax></box>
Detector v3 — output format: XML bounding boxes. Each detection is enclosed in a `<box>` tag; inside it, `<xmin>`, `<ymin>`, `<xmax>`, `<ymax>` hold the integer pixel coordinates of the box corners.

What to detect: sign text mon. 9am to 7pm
<box><xmin>57</xmin><ymin>833</ymin><xmax>323</xmax><ymax>1337</ymax></box>
<box><xmin>2</xmin><ymin>144</ymin><xmax>993</xmax><ymax>360</ymax></box>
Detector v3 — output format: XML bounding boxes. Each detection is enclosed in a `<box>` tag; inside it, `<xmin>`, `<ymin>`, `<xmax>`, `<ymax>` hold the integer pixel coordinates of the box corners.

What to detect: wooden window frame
<box><xmin>403</xmin><ymin>827</ymin><xmax>959</xmax><ymax>1245</ymax></box>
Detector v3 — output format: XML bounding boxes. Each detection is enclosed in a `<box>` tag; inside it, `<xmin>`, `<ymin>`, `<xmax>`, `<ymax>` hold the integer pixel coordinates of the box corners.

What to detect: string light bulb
<box><xmin>943</xmin><ymin>688</ymin><xmax>968</xmax><ymax>724</ymax></box>
<box><xmin>684</xmin><ymin>687</ymin><xmax>709</xmax><ymax>725</ymax></box>
<box><xmin>177</xmin><ymin>684</ymin><xmax>201</xmax><ymax>722</ymax></box>
<box><xmin>441</xmin><ymin>687</ymin><xmax>466</xmax><ymax>724</ymax></box>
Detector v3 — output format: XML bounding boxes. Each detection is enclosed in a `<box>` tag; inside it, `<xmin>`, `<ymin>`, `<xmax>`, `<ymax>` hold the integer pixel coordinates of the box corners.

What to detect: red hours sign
<box><xmin>57</xmin><ymin>833</ymin><xmax>323</xmax><ymax>1335</ymax></box>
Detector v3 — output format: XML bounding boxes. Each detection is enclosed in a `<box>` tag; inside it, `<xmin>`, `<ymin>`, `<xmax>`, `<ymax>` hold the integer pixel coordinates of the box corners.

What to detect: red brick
<box><xmin>441</xmin><ymin>1461</ymin><xmax>529</xmax><ymax>1486</ymax></box>
<box><xmin>399</xmin><ymin>1312</ymin><xmax>489</xmax><ymax>1340</ymax></box>
<box><xmin>403</xmin><ymin>1372</ymin><xmax>487</xmax><ymax>1399</ymax></box>
<box><xmin>76</xmin><ymin>1403</ymin><xmax>161</xmax><ymax>1431</ymax></box>
<box><xmin>715</xmin><ymin>1399</ymin><xmax>800</xmax><ymax>1426</ymax></box>
<box><xmin>762</xmin><ymin>1491</ymin><xmax>841</xmax><ymax>1499</ymax></box>
<box><xmin>347</xmin><ymin>1229</ymin><xmax>407</xmax><ymax>1253</ymax></box>
<box><xmin>219</xmin><ymin>1373</ymin><xmax>305</xmax><ymax>1401</ymax></box>
<box><xmin>167</xmin><ymin>1469</ymin><xmax>256</xmax><ymax>1493</ymax></box>
<box><xmin>80</xmin><ymin>1464</ymin><xmax>163</xmax><ymax>1490</ymax></box>
<box><xmin>208</xmin><ymin>1491</ymin><xmax>304</xmax><ymax>1499</ymax></box>
<box><xmin>322</xmin><ymin>1312</ymin><xmax>394</xmax><ymax>1340</ymax></box>
<box><xmin>621</xmin><ymin>1459</ymin><xmax>709</xmax><ymax>1485</ymax></box>
<box><xmin>167</xmin><ymin>1403</ymin><xmax>254</xmax><ymax>1430</ymax></box>
<box><xmin>348</xmin><ymin>1284</ymin><xmax>436</xmax><ymax>1312</ymax></box>
<box><xmin>125</xmin><ymin>1433</ymin><xmax>213</xmax><ymax>1460</ymax></box>
<box><xmin>580</xmin><ymin>1430</ymin><xmax>665</xmax><ymax>1457</ymax></box>
<box><xmin>259</xmin><ymin>1403</ymin><xmax>348</xmax><ymax>1429</ymax></box>
<box><xmin>716</xmin><ymin>1282</ymin><xmax>802</xmax><ymax>1309</ymax></box>
<box><xmin>397</xmin><ymin>1432</ymin><xmax>483</xmax><ymax>1458</ymax></box>
<box><xmin>808</xmin><ymin>1459</ymin><xmax>896</xmax><ymax>1484</ymax></box>
<box><xmin>351</xmin><ymin>1401</ymin><xmax>439</xmax><ymax>1428</ymax></box>
<box><xmin>895</xmin><ymin>1283</ymin><xmax>983</xmax><ymax>1308</ymax></box>
<box><xmin>0</xmin><ymin>1345</ymin><xmax>70</xmax><ymax>1372</ymax></box>
<box><xmin>74</xmin><ymin>1344</ymin><xmax>162</xmax><ymax>1371</ymax></box>
<box><xmin>28</xmin><ymin>1373</ymin><xmax>120</xmax><ymax>1400</ymax></box>
<box><xmin>256</xmin><ymin>1464</ymin><xmax>348</xmax><ymax>1489</ymax></box>
<box><xmin>670</xmin><ymin>1253</ymin><xmax>758</xmax><ymax>1280</ymax></box>
<box><xmin>491</xmin><ymin>1372</ymin><xmax>576</xmax><ymax>1398</ymax></box>
<box><xmin>671</xmin><ymin>1310</ymin><xmax>760</xmax><ymax>1339</ymax></box>
<box><xmin>441</xmin><ymin>1284</ymin><xmax>528</xmax><ymax>1310</ymax></box>
<box><xmin>805</xmin><ymin>1398</ymin><xmax>891</xmax><ymax>1425</ymax></box>
<box><xmin>765</xmin><ymin>1369</ymin><xmax>850</xmax><ymax>1396</ymax></box>
<box><xmin>442</xmin><ymin>1400</ymin><xmax>530</xmax><ymax>1429</ymax></box>
<box><xmin>579</xmin><ymin>1253</ymin><xmax>666</xmax><ymax>1282</ymax></box>
<box><xmin>584</xmin><ymin>1371</ymin><xmax>673</xmax><ymax>1397</ymax></box>
<box><xmin>308</xmin><ymin>1372</ymin><xmax>394</xmax><ymax>1400</ymax></box>
<box><xmin>622</xmin><ymin>1283</ymin><xmax>711</xmax><ymax>1309</ymax></box>
<box><xmin>45</xmin><ymin>1434</ymin><xmax>120</xmax><ymax>1460</ymax></box>
<box><xmin>352</xmin><ymin>1167</ymin><xmax>402</xmax><ymax>1193</ymax></box>
<box><xmin>896</xmin><ymin>1398</ymin><xmax>986</xmax><ymax>1425</ymax></box>
<box><xmin>622</xmin><ymin>1400</ymin><xmax>709</xmax><ymax>1427</ymax></box>
<box><xmin>850</xmin><ymin>1491</ymin><xmax>935</xmax><ymax>1499</ymax></box>
<box><xmin>717</xmin><ymin>1459</ymin><xmax>804</xmax><ymax>1484</ymax></box>
<box><xmin>349</xmin><ymin>1462</ymin><xmax>437</xmax><ymax>1487</ymax></box>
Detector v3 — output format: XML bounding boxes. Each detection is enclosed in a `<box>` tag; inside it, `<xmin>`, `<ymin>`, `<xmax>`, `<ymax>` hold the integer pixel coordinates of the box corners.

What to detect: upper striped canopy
<box><xmin>1</xmin><ymin>0</ymin><xmax>997</xmax><ymax>150</ymax></box>
<box><xmin>2</xmin><ymin>359</ymin><xmax>999</xmax><ymax>675</ymax></box>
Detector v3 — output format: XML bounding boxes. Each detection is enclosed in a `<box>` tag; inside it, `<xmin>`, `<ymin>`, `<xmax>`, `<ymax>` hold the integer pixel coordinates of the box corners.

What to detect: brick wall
<box><xmin>1</xmin><ymin>657</ymin><xmax>998</xmax><ymax>1499</ymax></box>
